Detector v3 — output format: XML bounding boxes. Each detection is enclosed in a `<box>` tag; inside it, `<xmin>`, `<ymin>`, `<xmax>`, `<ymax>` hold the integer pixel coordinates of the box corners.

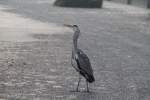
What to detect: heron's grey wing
<box><xmin>77</xmin><ymin>49</ymin><xmax>93</xmax><ymax>75</ymax></box>
<box><xmin>71</xmin><ymin>50</ymin><xmax>80</xmax><ymax>72</ymax></box>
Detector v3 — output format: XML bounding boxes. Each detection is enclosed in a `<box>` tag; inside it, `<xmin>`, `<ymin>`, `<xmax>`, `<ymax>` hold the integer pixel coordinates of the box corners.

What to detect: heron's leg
<box><xmin>86</xmin><ymin>80</ymin><xmax>89</xmax><ymax>92</ymax></box>
<box><xmin>76</xmin><ymin>74</ymin><xmax>81</xmax><ymax>92</ymax></box>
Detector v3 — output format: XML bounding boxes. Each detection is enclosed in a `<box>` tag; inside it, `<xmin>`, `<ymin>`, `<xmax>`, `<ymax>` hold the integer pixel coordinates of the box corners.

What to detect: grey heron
<box><xmin>64</xmin><ymin>24</ymin><xmax>95</xmax><ymax>92</ymax></box>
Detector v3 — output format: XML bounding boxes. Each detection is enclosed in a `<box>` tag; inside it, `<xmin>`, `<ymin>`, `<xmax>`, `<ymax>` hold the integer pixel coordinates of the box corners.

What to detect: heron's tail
<box><xmin>85</xmin><ymin>74</ymin><xmax>95</xmax><ymax>83</ymax></box>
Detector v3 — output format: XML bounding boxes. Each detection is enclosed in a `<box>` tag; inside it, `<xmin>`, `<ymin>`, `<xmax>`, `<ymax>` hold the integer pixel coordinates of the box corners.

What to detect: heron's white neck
<box><xmin>72</xmin><ymin>40</ymin><xmax>78</xmax><ymax>60</ymax></box>
<box><xmin>74</xmin><ymin>38</ymin><xmax>78</xmax><ymax>49</ymax></box>
<box><xmin>72</xmin><ymin>27</ymin><xmax>80</xmax><ymax>59</ymax></box>
<box><xmin>72</xmin><ymin>36</ymin><xmax>79</xmax><ymax>59</ymax></box>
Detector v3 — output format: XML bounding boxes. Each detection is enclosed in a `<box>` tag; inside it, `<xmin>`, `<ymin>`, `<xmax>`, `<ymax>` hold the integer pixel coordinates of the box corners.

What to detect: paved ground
<box><xmin>110</xmin><ymin>0</ymin><xmax>148</xmax><ymax>8</ymax></box>
<box><xmin>0</xmin><ymin>0</ymin><xmax>150</xmax><ymax>100</ymax></box>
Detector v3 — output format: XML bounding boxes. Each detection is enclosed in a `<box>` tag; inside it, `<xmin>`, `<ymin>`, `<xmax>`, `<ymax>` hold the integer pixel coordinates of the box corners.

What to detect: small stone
<box><xmin>46</xmin><ymin>81</ymin><xmax>56</xmax><ymax>84</ymax></box>
<box><xmin>53</xmin><ymin>85</ymin><xmax>62</xmax><ymax>89</ymax></box>
<box><xmin>23</xmin><ymin>62</ymin><xmax>27</xmax><ymax>65</ymax></box>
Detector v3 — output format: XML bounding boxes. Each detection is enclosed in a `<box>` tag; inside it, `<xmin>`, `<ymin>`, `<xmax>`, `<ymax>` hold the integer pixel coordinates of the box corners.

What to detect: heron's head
<box><xmin>64</xmin><ymin>24</ymin><xmax>80</xmax><ymax>40</ymax></box>
<box><xmin>64</xmin><ymin>24</ymin><xmax>80</xmax><ymax>32</ymax></box>
<box><xmin>72</xmin><ymin>25</ymin><xmax>79</xmax><ymax>32</ymax></box>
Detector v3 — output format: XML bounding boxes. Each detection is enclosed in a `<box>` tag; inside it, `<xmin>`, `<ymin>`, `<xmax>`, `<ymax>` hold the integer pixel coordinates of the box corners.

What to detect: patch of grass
<box><xmin>54</xmin><ymin>0</ymin><xmax>103</xmax><ymax>8</ymax></box>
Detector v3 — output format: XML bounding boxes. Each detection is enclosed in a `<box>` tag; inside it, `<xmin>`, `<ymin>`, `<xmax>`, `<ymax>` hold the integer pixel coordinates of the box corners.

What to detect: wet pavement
<box><xmin>0</xmin><ymin>0</ymin><xmax>150</xmax><ymax>100</ymax></box>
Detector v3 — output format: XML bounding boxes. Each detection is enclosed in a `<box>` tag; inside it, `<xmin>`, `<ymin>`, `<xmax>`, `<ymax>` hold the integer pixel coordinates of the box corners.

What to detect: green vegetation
<box><xmin>54</xmin><ymin>0</ymin><xmax>103</xmax><ymax>8</ymax></box>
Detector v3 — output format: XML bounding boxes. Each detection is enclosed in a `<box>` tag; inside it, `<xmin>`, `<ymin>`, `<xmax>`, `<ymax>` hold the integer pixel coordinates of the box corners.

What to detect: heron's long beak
<box><xmin>63</xmin><ymin>24</ymin><xmax>73</xmax><ymax>28</ymax></box>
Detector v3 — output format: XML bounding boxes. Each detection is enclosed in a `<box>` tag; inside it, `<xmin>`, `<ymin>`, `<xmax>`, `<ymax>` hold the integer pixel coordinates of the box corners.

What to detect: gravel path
<box><xmin>0</xmin><ymin>0</ymin><xmax>150</xmax><ymax>100</ymax></box>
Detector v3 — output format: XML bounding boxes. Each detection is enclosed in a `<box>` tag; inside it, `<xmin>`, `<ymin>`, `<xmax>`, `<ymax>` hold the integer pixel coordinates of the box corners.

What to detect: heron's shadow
<box><xmin>68</xmin><ymin>90</ymin><xmax>106</xmax><ymax>100</ymax></box>
<box><xmin>69</xmin><ymin>90</ymin><xmax>94</xmax><ymax>93</ymax></box>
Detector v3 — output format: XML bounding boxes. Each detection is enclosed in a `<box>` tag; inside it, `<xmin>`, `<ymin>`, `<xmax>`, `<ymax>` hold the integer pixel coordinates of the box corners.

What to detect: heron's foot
<box><xmin>86</xmin><ymin>89</ymin><xmax>90</xmax><ymax>93</ymax></box>
<box><xmin>70</xmin><ymin>89</ymin><xmax>80</xmax><ymax>92</ymax></box>
<box><xmin>76</xmin><ymin>88</ymin><xmax>80</xmax><ymax>92</ymax></box>
<box><xmin>82</xmin><ymin>89</ymin><xmax>91</xmax><ymax>93</ymax></box>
